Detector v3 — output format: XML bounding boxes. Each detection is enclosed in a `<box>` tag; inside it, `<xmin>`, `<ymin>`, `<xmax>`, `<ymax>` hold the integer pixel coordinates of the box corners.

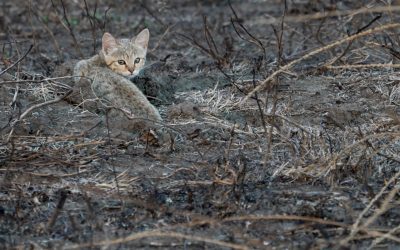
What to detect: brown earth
<box><xmin>1</xmin><ymin>0</ymin><xmax>400</xmax><ymax>249</ymax></box>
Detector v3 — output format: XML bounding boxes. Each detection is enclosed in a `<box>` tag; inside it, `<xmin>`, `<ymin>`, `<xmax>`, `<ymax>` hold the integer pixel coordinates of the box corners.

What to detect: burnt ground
<box><xmin>1</xmin><ymin>0</ymin><xmax>400</xmax><ymax>249</ymax></box>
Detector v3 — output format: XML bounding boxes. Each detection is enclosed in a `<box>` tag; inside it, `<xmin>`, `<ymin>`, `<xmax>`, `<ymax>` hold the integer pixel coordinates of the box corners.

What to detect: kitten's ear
<box><xmin>133</xmin><ymin>28</ymin><xmax>149</xmax><ymax>49</ymax></box>
<box><xmin>102</xmin><ymin>32</ymin><xmax>117</xmax><ymax>54</ymax></box>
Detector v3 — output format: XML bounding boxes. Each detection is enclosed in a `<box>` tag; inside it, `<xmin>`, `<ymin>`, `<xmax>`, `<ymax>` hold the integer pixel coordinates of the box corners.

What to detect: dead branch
<box><xmin>50</xmin><ymin>0</ymin><xmax>83</xmax><ymax>57</ymax></box>
<box><xmin>340</xmin><ymin>171</ymin><xmax>400</xmax><ymax>246</ymax></box>
<box><xmin>66</xmin><ymin>230</ymin><xmax>249</xmax><ymax>250</ymax></box>
<box><xmin>263</xmin><ymin>5</ymin><xmax>400</xmax><ymax>25</ymax></box>
<box><xmin>241</xmin><ymin>23</ymin><xmax>400</xmax><ymax>104</ymax></box>
<box><xmin>46</xmin><ymin>189</ymin><xmax>69</xmax><ymax>231</ymax></box>
<box><xmin>0</xmin><ymin>45</ymin><xmax>33</xmax><ymax>77</ymax></box>
<box><xmin>324</xmin><ymin>63</ymin><xmax>400</xmax><ymax>70</ymax></box>
<box><xmin>7</xmin><ymin>90</ymin><xmax>73</xmax><ymax>142</ymax></box>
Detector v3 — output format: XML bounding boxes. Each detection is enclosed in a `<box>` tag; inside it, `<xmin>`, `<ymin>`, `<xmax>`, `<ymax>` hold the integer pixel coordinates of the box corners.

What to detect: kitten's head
<box><xmin>101</xmin><ymin>29</ymin><xmax>149</xmax><ymax>77</ymax></box>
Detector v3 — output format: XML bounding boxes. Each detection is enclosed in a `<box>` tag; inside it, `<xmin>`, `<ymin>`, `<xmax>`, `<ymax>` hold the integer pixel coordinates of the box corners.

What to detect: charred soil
<box><xmin>1</xmin><ymin>0</ymin><xmax>400</xmax><ymax>249</ymax></box>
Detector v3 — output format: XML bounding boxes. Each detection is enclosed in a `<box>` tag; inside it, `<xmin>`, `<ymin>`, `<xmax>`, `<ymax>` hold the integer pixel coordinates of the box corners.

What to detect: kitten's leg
<box><xmin>73</xmin><ymin>59</ymin><xmax>90</xmax><ymax>81</ymax></box>
<box><xmin>116</xmin><ymin>81</ymin><xmax>162</xmax><ymax>122</ymax></box>
<box><xmin>90</xmin><ymin>71</ymin><xmax>162</xmax><ymax>121</ymax></box>
<box><xmin>69</xmin><ymin>60</ymin><xmax>99</xmax><ymax>109</ymax></box>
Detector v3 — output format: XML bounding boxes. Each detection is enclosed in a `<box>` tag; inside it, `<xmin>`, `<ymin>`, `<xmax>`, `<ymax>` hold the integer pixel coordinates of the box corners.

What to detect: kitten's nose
<box><xmin>128</xmin><ymin>66</ymin><xmax>135</xmax><ymax>74</ymax></box>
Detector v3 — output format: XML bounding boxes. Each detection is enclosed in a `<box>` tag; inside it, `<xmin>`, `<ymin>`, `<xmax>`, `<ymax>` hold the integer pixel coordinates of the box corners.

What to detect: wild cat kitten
<box><xmin>73</xmin><ymin>29</ymin><xmax>162</xmax><ymax>134</ymax></box>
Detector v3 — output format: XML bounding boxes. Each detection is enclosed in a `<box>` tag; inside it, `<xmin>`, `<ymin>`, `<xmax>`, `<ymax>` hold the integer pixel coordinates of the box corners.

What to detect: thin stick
<box><xmin>223</xmin><ymin>214</ymin><xmax>347</xmax><ymax>227</ymax></box>
<box><xmin>0</xmin><ymin>45</ymin><xmax>33</xmax><ymax>76</ymax></box>
<box><xmin>229</xmin><ymin>0</ymin><xmax>266</xmax><ymax>57</ymax></box>
<box><xmin>46</xmin><ymin>189</ymin><xmax>69</xmax><ymax>231</ymax></box>
<box><xmin>0</xmin><ymin>75</ymin><xmax>78</xmax><ymax>85</ymax></box>
<box><xmin>27</xmin><ymin>2</ymin><xmax>63</xmax><ymax>58</ymax></box>
<box><xmin>19</xmin><ymin>90</ymin><xmax>73</xmax><ymax>121</ymax></box>
<box><xmin>324</xmin><ymin>63</ymin><xmax>400</xmax><ymax>69</ymax></box>
<box><xmin>368</xmin><ymin>224</ymin><xmax>400</xmax><ymax>249</ymax></box>
<box><xmin>83</xmin><ymin>0</ymin><xmax>97</xmax><ymax>54</ymax></box>
<box><xmin>340</xmin><ymin>171</ymin><xmax>400</xmax><ymax>246</ymax></box>
<box><xmin>50</xmin><ymin>0</ymin><xmax>83</xmax><ymax>57</ymax></box>
<box><xmin>240</xmin><ymin>23</ymin><xmax>400</xmax><ymax>104</ymax></box>
<box><xmin>149</xmin><ymin>24</ymin><xmax>174</xmax><ymax>53</ymax></box>
<box><xmin>264</xmin><ymin>6</ymin><xmax>400</xmax><ymax>24</ymax></box>
<box><xmin>329</xmin><ymin>14</ymin><xmax>381</xmax><ymax>66</ymax></box>
<box><xmin>65</xmin><ymin>230</ymin><xmax>249</xmax><ymax>250</ymax></box>
<box><xmin>7</xmin><ymin>90</ymin><xmax>73</xmax><ymax>142</ymax></box>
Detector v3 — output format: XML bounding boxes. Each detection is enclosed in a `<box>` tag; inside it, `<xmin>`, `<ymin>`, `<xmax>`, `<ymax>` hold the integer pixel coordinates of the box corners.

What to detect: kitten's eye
<box><xmin>134</xmin><ymin>58</ymin><xmax>141</xmax><ymax>64</ymax></box>
<box><xmin>117</xmin><ymin>60</ymin><xmax>126</xmax><ymax>65</ymax></box>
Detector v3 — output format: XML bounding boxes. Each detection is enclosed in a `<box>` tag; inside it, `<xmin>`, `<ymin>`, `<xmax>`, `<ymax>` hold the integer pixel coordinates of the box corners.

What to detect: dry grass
<box><xmin>1</xmin><ymin>0</ymin><xmax>400</xmax><ymax>249</ymax></box>
<box><xmin>242</xmin><ymin>23</ymin><xmax>400</xmax><ymax>104</ymax></box>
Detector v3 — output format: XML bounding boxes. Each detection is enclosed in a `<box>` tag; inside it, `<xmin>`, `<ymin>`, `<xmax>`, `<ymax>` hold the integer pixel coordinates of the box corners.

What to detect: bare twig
<box><xmin>104</xmin><ymin>110</ymin><xmax>122</xmax><ymax>203</ymax></box>
<box><xmin>66</xmin><ymin>230</ymin><xmax>249</xmax><ymax>250</ymax></box>
<box><xmin>329</xmin><ymin>14</ymin><xmax>381</xmax><ymax>66</ymax></box>
<box><xmin>223</xmin><ymin>214</ymin><xmax>347</xmax><ymax>227</ymax></box>
<box><xmin>83</xmin><ymin>0</ymin><xmax>98</xmax><ymax>54</ymax></box>
<box><xmin>28</xmin><ymin>3</ymin><xmax>63</xmax><ymax>58</ymax></box>
<box><xmin>140</xmin><ymin>0</ymin><xmax>166</xmax><ymax>27</ymax></box>
<box><xmin>368</xmin><ymin>224</ymin><xmax>400</xmax><ymax>249</ymax></box>
<box><xmin>262</xmin><ymin>5</ymin><xmax>400</xmax><ymax>24</ymax></box>
<box><xmin>149</xmin><ymin>25</ymin><xmax>174</xmax><ymax>53</ymax></box>
<box><xmin>19</xmin><ymin>91</ymin><xmax>72</xmax><ymax>121</ymax></box>
<box><xmin>0</xmin><ymin>75</ymin><xmax>78</xmax><ymax>85</ymax></box>
<box><xmin>50</xmin><ymin>0</ymin><xmax>83</xmax><ymax>57</ymax></box>
<box><xmin>241</xmin><ymin>23</ymin><xmax>400</xmax><ymax>104</ymax></box>
<box><xmin>7</xmin><ymin>90</ymin><xmax>73</xmax><ymax>141</ymax></box>
<box><xmin>340</xmin><ymin>171</ymin><xmax>400</xmax><ymax>246</ymax></box>
<box><xmin>0</xmin><ymin>45</ymin><xmax>33</xmax><ymax>77</ymax></box>
<box><xmin>324</xmin><ymin>63</ymin><xmax>400</xmax><ymax>70</ymax></box>
<box><xmin>251</xmin><ymin>68</ymin><xmax>269</xmax><ymax>153</ymax></box>
<box><xmin>46</xmin><ymin>189</ymin><xmax>69</xmax><ymax>231</ymax></box>
<box><xmin>229</xmin><ymin>0</ymin><xmax>266</xmax><ymax>57</ymax></box>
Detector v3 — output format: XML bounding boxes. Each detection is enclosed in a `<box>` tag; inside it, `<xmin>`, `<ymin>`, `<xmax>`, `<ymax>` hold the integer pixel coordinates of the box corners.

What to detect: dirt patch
<box><xmin>1</xmin><ymin>0</ymin><xmax>400</xmax><ymax>249</ymax></box>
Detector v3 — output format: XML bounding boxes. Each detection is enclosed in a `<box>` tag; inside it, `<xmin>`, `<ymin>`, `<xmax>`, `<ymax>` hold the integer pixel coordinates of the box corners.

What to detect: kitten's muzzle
<box><xmin>127</xmin><ymin>66</ymin><xmax>135</xmax><ymax>74</ymax></box>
